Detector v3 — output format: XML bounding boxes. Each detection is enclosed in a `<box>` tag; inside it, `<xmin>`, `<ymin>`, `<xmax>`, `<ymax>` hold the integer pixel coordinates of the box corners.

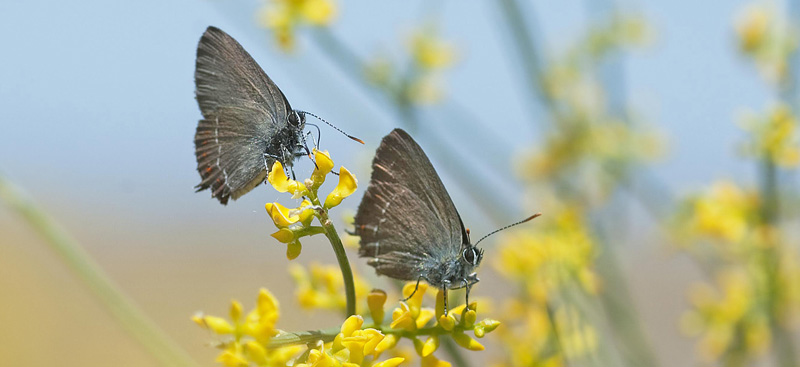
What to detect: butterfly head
<box><xmin>288</xmin><ymin>110</ymin><xmax>306</xmax><ymax>128</ymax></box>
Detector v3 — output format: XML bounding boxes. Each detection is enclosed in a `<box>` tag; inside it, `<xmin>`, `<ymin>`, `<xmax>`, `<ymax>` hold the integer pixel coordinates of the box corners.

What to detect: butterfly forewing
<box><xmin>354</xmin><ymin>129</ymin><xmax>466</xmax><ymax>280</ymax></box>
<box><xmin>194</xmin><ymin>26</ymin><xmax>293</xmax><ymax>204</ymax></box>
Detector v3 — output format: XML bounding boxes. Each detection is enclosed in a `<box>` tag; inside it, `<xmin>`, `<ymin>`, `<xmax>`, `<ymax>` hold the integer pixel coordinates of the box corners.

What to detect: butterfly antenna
<box><xmin>474</xmin><ymin>213</ymin><xmax>542</xmax><ymax>246</ymax></box>
<box><xmin>299</xmin><ymin>111</ymin><xmax>365</xmax><ymax>144</ymax></box>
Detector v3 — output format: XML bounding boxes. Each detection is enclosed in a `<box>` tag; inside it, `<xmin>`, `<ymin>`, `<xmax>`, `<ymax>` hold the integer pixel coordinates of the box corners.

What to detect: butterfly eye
<box><xmin>462</xmin><ymin>247</ymin><xmax>478</xmax><ymax>265</ymax></box>
<box><xmin>288</xmin><ymin>111</ymin><xmax>301</xmax><ymax>126</ymax></box>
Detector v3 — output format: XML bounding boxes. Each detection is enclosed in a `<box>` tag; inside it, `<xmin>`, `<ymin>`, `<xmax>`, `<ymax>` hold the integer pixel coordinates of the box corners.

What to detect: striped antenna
<box><xmin>299</xmin><ymin>111</ymin><xmax>364</xmax><ymax>144</ymax></box>
<box><xmin>474</xmin><ymin>213</ymin><xmax>542</xmax><ymax>246</ymax></box>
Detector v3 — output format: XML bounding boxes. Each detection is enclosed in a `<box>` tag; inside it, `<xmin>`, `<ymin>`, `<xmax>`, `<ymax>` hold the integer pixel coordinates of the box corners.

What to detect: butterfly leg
<box><xmin>442</xmin><ymin>280</ymin><xmax>451</xmax><ymax>316</ymax></box>
<box><xmin>402</xmin><ymin>276</ymin><xmax>425</xmax><ymax>302</ymax></box>
<box><xmin>463</xmin><ymin>278</ymin><xmax>472</xmax><ymax>308</ymax></box>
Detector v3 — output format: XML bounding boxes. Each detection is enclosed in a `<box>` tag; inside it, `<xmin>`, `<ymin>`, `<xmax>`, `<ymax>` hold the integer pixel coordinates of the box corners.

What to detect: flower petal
<box><xmin>271</xmin><ymin>228</ymin><xmax>296</xmax><ymax>243</ymax></box>
<box><xmin>311</xmin><ymin>149</ymin><xmax>335</xmax><ymax>186</ymax></box>
<box><xmin>286</xmin><ymin>240</ymin><xmax>302</xmax><ymax>260</ymax></box>
<box><xmin>368</xmin><ymin>289</ymin><xmax>387</xmax><ymax>325</ymax></box>
<box><xmin>267</xmin><ymin>202</ymin><xmax>300</xmax><ymax>227</ymax></box>
<box><xmin>341</xmin><ymin>315</ymin><xmax>364</xmax><ymax>336</ymax></box>
<box><xmin>324</xmin><ymin>166</ymin><xmax>357</xmax><ymax>208</ymax></box>
<box><xmin>452</xmin><ymin>332</ymin><xmax>484</xmax><ymax>351</ymax></box>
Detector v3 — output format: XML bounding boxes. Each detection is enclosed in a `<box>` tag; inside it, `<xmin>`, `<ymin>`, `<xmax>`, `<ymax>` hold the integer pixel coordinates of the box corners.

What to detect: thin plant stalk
<box><xmin>309</xmin><ymin>193</ymin><xmax>356</xmax><ymax>317</ymax></box>
<box><xmin>758</xmin><ymin>158</ymin><xmax>798</xmax><ymax>367</ymax></box>
<box><xmin>0</xmin><ymin>176</ymin><xmax>198</xmax><ymax>367</ymax></box>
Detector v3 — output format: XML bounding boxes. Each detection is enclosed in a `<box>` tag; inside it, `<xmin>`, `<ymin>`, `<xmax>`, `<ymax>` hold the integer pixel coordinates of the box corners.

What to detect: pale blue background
<box><xmin>0</xmin><ymin>0</ymin><xmax>768</xmax><ymax>235</ymax></box>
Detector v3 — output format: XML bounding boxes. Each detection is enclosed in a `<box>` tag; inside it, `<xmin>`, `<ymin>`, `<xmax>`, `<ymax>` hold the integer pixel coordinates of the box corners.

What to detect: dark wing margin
<box><xmin>353</xmin><ymin>128</ymin><xmax>465</xmax><ymax>279</ymax></box>
<box><xmin>193</xmin><ymin>26</ymin><xmax>290</xmax><ymax>204</ymax></box>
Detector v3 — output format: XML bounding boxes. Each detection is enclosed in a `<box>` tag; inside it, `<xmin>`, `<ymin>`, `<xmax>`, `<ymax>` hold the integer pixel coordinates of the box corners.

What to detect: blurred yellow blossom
<box><xmin>680</xmin><ymin>269</ymin><xmax>770</xmax><ymax>362</ymax></box>
<box><xmin>364</xmin><ymin>26</ymin><xmax>457</xmax><ymax>106</ymax></box>
<box><xmin>194</xmin><ymin>288</ymin><xmax>305</xmax><ymax>366</ymax></box>
<box><xmin>740</xmin><ymin>104</ymin><xmax>800</xmax><ymax>167</ymax></box>
<box><xmin>258</xmin><ymin>0</ymin><xmax>337</xmax><ymax>50</ymax></box>
<box><xmin>494</xmin><ymin>208</ymin><xmax>599</xmax><ymax>302</ymax></box>
<box><xmin>490</xmin><ymin>207</ymin><xmax>602</xmax><ymax>366</ymax></box>
<box><xmin>680</xmin><ymin>181</ymin><xmax>757</xmax><ymax>245</ymax></box>
<box><xmin>734</xmin><ymin>4</ymin><xmax>798</xmax><ymax>84</ymax></box>
<box><xmin>289</xmin><ymin>262</ymin><xmax>369</xmax><ymax>312</ymax></box>
<box><xmin>408</xmin><ymin>28</ymin><xmax>456</xmax><ymax>70</ymax></box>
<box><xmin>736</xmin><ymin>4</ymin><xmax>770</xmax><ymax>53</ymax></box>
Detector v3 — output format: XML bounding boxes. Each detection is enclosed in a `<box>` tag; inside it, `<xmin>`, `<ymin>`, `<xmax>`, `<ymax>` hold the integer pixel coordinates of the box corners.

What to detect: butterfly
<box><xmin>354</xmin><ymin>129</ymin><xmax>539</xmax><ymax>314</ymax></box>
<box><xmin>193</xmin><ymin>26</ymin><xmax>309</xmax><ymax>205</ymax></box>
<box><xmin>353</xmin><ymin>128</ymin><xmax>485</xmax><ymax>314</ymax></box>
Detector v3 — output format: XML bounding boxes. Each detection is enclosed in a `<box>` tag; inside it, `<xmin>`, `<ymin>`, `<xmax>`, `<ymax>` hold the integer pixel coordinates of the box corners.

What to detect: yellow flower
<box><xmin>421</xmin><ymin>354</ymin><xmax>451</xmax><ymax>367</ymax></box>
<box><xmin>324</xmin><ymin>166</ymin><xmax>358</xmax><ymax>209</ymax></box>
<box><xmin>268</xmin><ymin>161</ymin><xmax>308</xmax><ymax>197</ymax></box>
<box><xmin>311</xmin><ymin>149</ymin><xmax>335</xmax><ymax>188</ymax></box>
<box><xmin>368</xmin><ymin>289</ymin><xmax>388</xmax><ymax>325</ymax></box>
<box><xmin>292</xmin><ymin>316</ymin><xmax>401</xmax><ymax>367</ymax></box>
<box><xmin>683</xmin><ymin>181</ymin><xmax>756</xmax><ymax>245</ymax></box>
<box><xmin>409</xmin><ymin>28</ymin><xmax>455</xmax><ymax>70</ymax></box>
<box><xmin>735</xmin><ymin>5</ymin><xmax>770</xmax><ymax>53</ymax></box>
<box><xmin>195</xmin><ymin>288</ymin><xmax>298</xmax><ymax>366</ymax></box>
<box><xmin>266</xmin><ymin>201</ymin><xmax>301</xmax><ymax>228</ymax></box>
<box><xmin>741</xmin><ymin>104</ymin><xmax>800</xmax><ymax>167</ymax></box>
<box><xmin>258</xmin><ymin>0</ymin><xmax>337</xmax><ymax>51</ymax></box>
<box><xmin>494</xmin><ymin>208</ymin><xmax>598</xmax><ymax>302</ymax></box>
<box><xmin>390</xmin><ymin>283</ymin><xmax>434</xmax><ymax>331</ymax></box>
<box><xmin>681</xmin><ymin>269</ymin><xmax>769</xmax><ymax>362</ymax></box>
<box><xmin>265</xmin><ymin>150</ymin><xmax>355</xmax><ymax>260</ymax></box>
<box><xmin>302</xmin><ymin>0</ymin><xmax>336</xmax><ymax>25</ymax></box>
<box><xmin>290</xmin><ymin>263</ymin><xmax>369</xmax><ymax>312</ymax></box>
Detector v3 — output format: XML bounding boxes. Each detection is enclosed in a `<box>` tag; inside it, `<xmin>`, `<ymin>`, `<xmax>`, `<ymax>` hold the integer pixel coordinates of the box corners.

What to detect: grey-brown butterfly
<box><xmin>353</xmin><ymin>129</ymin><xmax>539</xmax><ymax>314</ymax></box>
<box><xmin>194</xmin><ymin>26</ymin><xmax>360</xmax><ymax>204</ymax></box>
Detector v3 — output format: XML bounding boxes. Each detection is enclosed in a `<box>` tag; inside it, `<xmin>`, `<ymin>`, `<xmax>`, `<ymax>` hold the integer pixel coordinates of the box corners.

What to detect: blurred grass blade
<box><xmin>0</xmin><ymin>175</ymin><xmax>198</xmax><ymax>367</ymax></box>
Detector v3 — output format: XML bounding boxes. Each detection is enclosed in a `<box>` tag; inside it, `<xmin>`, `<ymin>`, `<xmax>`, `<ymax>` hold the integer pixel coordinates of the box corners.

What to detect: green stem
<box><xmin>0</xmin><ymin>176</ymin><xmax>198</xmax><ymax>367</ymax></box>
<box><xmin>496</xmin><ymin>0</ymin><xmax>554</xmax><ymax>121</ymax></box>
<box><xmin>267</xmin><ymin>321</ymin><xmax>480</xmax><ymax>348</ymax></box>
<box><xmin>758</xmin><ymin>158</ymin><xmax>798</xmax><ymax>367</ymax></box>
<box><xmin>312</xmin><ymin>199</ymin><xmax>356</xmax><ymax>317</ymax></box>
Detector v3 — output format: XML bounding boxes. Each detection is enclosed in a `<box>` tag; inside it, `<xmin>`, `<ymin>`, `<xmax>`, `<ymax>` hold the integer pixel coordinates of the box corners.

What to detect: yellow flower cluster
<box><xmin>675</xmin><ymin>180</ymin><xmax>800</xmax><ymax>363</ymax></box>
<box><xmin>681</xmin><ymin>270</ymin><xmax>770</xmax><ymax>362</ymax></box>
<box><xmin>521</xmin><ymin>120</ymin><xmax>663</xmax><ymax>189</ymax></box>
<box><xmin>265</xmin><ymin>149</ymin><xmax>357</xmax><ymax>259</ymax></box>
<box><xmin>258</xmin><ymin>0</ymin><xmax>336</xmax><ymax>50</ymax></box>
<box><xmin>678</xmin><ymin>181</ymin><xmax>757</xmax><ymax>246</ymax></box>
<box><xmin>495</xmin><ymin>209</ymin><xmax>599</xmax><ymax>301</ymax></box>
<box><xmin>735</xmin><ymin>4</ymin><xmax>798</xmax><ymax>84</ymax></box>
<box><xmin>194</xmin><ymin>289</ymin><xmax>303</xmax><ymax>367</ymax></box>
<box><xmin>290</xmin><ymin>262</ymin><xmax>370</xmax><ymax>312</ymax></box>
<box><xmin>297</xmin><ymin>315</ymin><xmax>405</xmax><ymax>367</ymax></box>
<box><xmin>491</xmin><ymin>209</ymin><xmax>600</xmax><ymax>365</ymax></box>
<box><xmin>194</xmin><ymin>283</ymin><xmax>501</xmax><ymax>367</ymax></box>
<box><xmin>740</xmin><ymin>104</ymin><xmax>800</xmax><ymax>167</ymax></box>
<box><xmin>364</xmin><ymin>26</ymin><xmax>456</xmax><ymax>105</ymax></box>
<box><xmin>522</xmin><ymin>16</ymin><xmax>662</xmax><ymax>198</ymax></box>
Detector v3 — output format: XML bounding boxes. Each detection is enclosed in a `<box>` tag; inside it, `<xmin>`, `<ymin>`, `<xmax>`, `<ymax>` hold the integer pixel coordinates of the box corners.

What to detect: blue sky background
<box><xmin>0</xmin><ymin>0</ymin><xmax>770</xmax><ymax>234</ymax></box>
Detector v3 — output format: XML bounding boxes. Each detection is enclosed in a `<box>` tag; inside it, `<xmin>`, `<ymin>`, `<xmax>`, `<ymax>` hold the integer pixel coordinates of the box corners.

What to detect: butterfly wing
<box><xmin>194</xmin><ymin>26</ymin><xmax>292</xmax><ymax>204</ymax></box>
<box><xmin>354</xmin><ymin>129</ymin><xmax>467</xmax><ymax>281</ymax></box>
